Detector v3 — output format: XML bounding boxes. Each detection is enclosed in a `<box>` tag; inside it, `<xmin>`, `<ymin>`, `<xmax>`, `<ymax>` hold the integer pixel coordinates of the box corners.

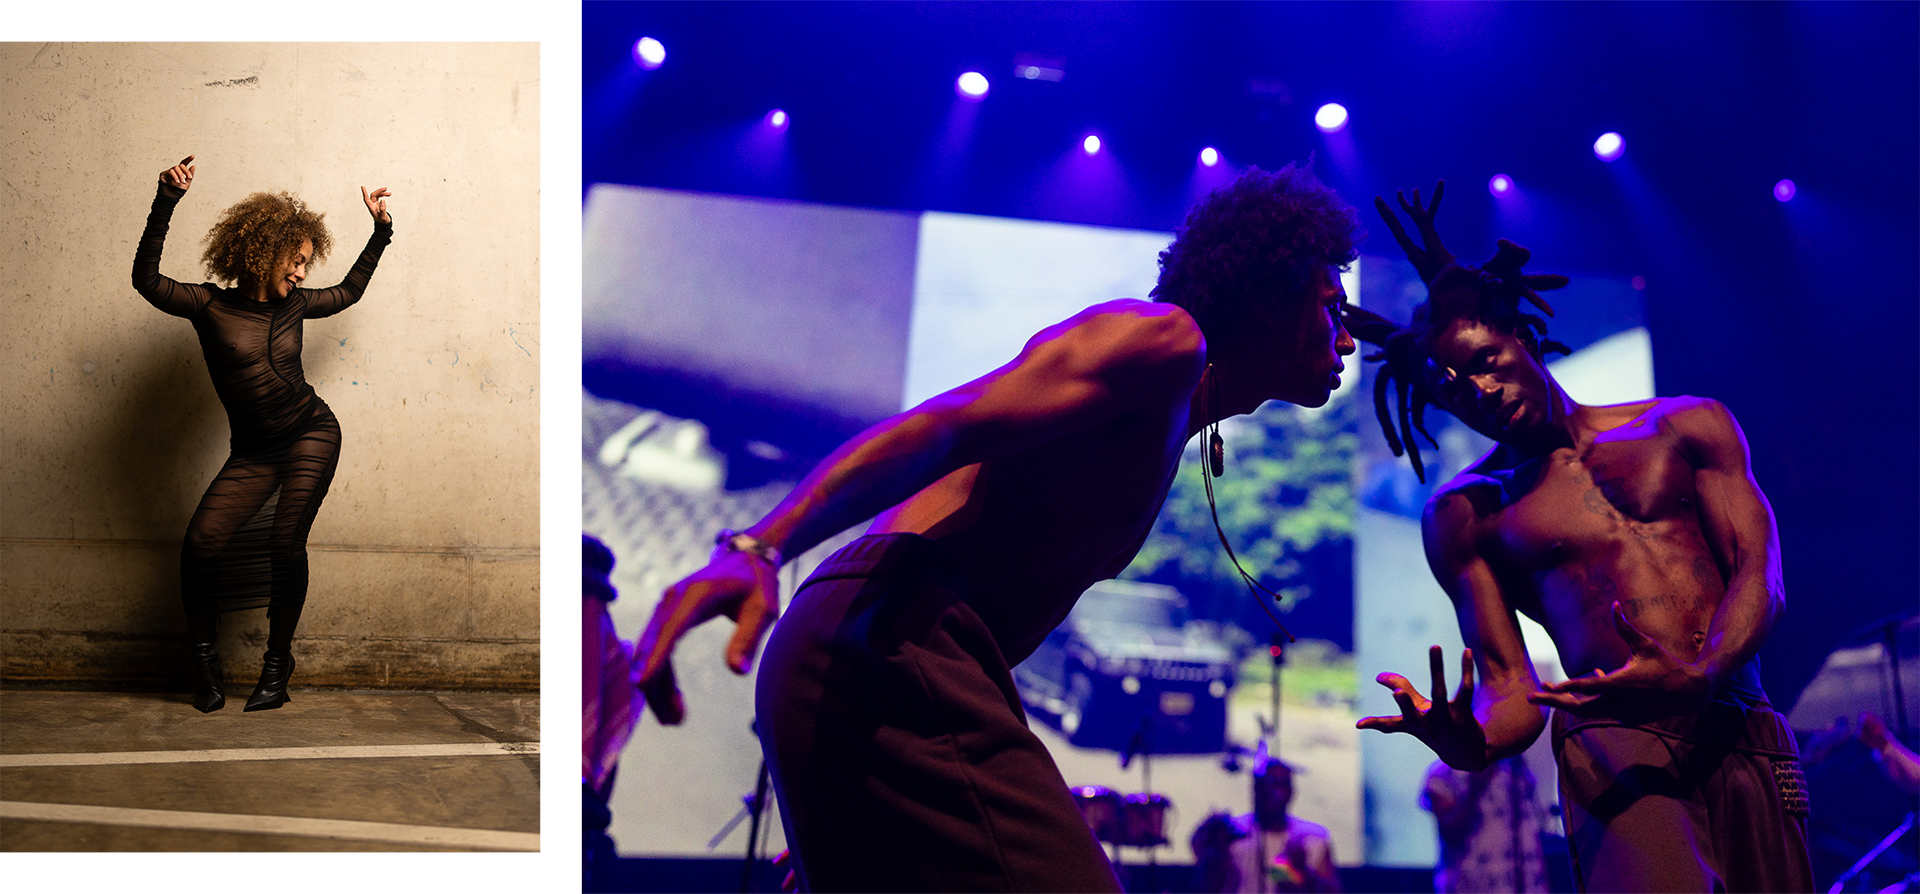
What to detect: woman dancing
<box><xmin>134</xmin><ymin>155</ymin><xmax>393</xmax><ymax>713</ymax></box>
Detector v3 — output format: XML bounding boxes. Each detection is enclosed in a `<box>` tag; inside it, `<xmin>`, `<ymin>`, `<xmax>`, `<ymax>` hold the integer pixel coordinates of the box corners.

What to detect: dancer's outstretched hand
<box><xmin>1860</xmin><ymin>710</ymin><xmax>1893</xmax><ymax>751</ymax></box>
<box><xmin>160</xmin><ymin>155</ymin><xmax>196</xmax><ymax>192</ymax></box>
<box><xmin>361</xmin><ymin>186</ymin><xmax>392</xmax><ymax>223</ymax></box>
<box><xmin>635</xmin><ymin>549</ymin><xmax>780</xmax><ymax>725</ymax></box>
<box><xmin>1357</xmin><ymin>644</ymin><xmax>1491</xmax><ymax>771</ymax></box>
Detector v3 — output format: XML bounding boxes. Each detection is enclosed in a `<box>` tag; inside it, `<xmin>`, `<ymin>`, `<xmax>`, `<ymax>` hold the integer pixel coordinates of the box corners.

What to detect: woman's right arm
<box><xmin>133</xmin><ymin>155</ymin><xmax>214</xmax><ymax>318</ymax></box>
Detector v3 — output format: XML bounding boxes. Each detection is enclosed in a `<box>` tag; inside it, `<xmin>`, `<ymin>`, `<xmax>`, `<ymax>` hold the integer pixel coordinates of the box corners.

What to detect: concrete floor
<box><xmin>0</xmin><ymin>688</ymin><xmax>539</xmax><ymax>852</ymax></box>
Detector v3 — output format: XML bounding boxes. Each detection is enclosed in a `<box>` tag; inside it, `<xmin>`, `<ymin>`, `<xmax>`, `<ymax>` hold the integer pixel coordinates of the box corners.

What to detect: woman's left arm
<box><xmin>304</xmin><ymin>186</ymin><xmax>394</xmax><ymax>319</ymax></box>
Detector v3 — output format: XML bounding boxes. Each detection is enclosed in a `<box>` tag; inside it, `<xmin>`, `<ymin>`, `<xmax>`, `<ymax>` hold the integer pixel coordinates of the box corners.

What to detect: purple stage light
<box><xmin>1014</xmin><ymin>53</ymin><xmax>1066</xmax><ymax>83</ymax></box>
<box><xmin>1200</xmin><ymin>147</ymin><xmax>1219</xmax><ymax>167</ymax></box>
<box><xmin>1630</xmin><ymin>276</ymin><xmax>1646</xmax><ymax>291</ymax></box>
<box><xmin>766</xmin><ymin>109</ymin><xmax>789</xmax><ymax>131</ymax></box>
<box><xmin>1593</xmin><ymin>132</ymin><xmax>1625</xmax><ymax>162</ymax></box>
<box><xmin>956</xmin><ymin>71</ymin><xmax>989</xmax><ymax>100</ymax></box>
<box><xmin>1314</xmin><ymin>103</ymin><xmax>1349</xmax><ymax>133</ymax></box>
<box><xmin>635</xmin><ymin>37</ymin><xmax>666</xmax><ymax>70</ymax></box>
<box><xmin>1773</xmin><ymin>179</ymin><xmax>1797</xmax><ymax>202</ymax></box>
<box><xmin>1083</xmin><ymin>134</ymin><xmax>1101</xmax><ymax>155</ymax></box>
<box><xmin>1489</xmin><ymin>173</ymin><xmax>1514</xmax><ymax>196</ymax></box>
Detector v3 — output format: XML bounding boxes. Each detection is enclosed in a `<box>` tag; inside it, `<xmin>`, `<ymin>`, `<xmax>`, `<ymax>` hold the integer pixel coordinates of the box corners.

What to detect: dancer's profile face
<box><xmin>269</xmin><ymin>239</ymin><xmax>313</xmax><ymax>299</ymax></box>
<box><xmin>1261</xmin><ymin>265</ymin><xmax>1355</xmax><ymax>408</ymax></box>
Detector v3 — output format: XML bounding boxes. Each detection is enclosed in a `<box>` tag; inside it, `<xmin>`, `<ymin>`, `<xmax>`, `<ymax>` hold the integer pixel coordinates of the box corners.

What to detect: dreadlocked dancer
<box><xmin>1350</xmin><ymin>182</ymin><xmax>1811</xmax><ymax>892</ymax></box>
<box><xmin>638</xmin><ymin>164</ymin><xmax>1358</xmax><ymax>892</ymax></box>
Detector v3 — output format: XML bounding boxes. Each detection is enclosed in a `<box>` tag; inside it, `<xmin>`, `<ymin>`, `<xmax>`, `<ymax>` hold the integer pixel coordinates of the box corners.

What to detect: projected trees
<box><xmin>1124</xmin><ymin>390</ymin><xmax>1360</xmax><ymax>640</ymax></box>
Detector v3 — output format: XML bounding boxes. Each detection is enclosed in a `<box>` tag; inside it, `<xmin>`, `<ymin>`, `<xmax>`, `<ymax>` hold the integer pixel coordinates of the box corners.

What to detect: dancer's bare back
<box><xmin>638</xmin><ymin>299</ymin><xmax>1207</xmax><ymax>723</ymax></box>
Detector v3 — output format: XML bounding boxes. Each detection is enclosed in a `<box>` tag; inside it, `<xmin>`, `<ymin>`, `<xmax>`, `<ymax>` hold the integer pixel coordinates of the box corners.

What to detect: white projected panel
<box><xmin>1548</xmin><ymin>326</ymin><xmax>1655</xmax><ymax>405</ymax></box>
<box><xmin>903</xmin><ymin>212</ymin><xmax>1171</xmax><ymax>408</ymax></box>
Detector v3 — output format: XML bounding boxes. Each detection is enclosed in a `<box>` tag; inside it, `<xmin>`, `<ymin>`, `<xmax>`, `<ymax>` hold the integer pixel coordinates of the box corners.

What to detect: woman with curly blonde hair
<box><xmin>134</xmin><ymin>155</ymin><xmax>393</xmax><ymax>712</ymax></box>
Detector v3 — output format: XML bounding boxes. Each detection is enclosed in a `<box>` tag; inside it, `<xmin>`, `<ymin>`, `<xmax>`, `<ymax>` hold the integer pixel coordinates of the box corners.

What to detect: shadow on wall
<box><xmin>79</xmin><ymin>324</ymin><xmax>234</xmax><ymax>679</ymax></box>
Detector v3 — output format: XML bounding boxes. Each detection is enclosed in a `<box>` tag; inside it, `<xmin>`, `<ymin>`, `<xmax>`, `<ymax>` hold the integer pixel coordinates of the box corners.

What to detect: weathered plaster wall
<box><xmin>0</xmin><ymin>43</ymin><xmax>541</xmax><ymax>690</ymax></box>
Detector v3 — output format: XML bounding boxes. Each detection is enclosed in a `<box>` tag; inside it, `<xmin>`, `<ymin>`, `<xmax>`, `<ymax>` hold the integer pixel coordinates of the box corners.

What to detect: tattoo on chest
<box><xmin>1581</xmin><ymin>486</ymin><xmax>1614</xmax><ymax>519</ymax></box>
<box><xmin>1569</xmin><ymin>567</ymin><xmax>1620</xmax><ymax>622</ymax></box>
<box><xmin>1580</xmin><ymin>478</ymin><xmax>1662</xmax><ymax>541</ymax></box>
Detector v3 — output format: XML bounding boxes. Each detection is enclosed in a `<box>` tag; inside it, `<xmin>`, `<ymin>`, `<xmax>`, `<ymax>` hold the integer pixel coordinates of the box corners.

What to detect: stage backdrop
<box><xmin>589</xmin><ymin>182</ymin><xmax>1654</xmax><ymax>868</ymax></box>
<box><xmin>0</xmin><ymin>43</ymin><xmax>541</xmax><ymax>690</ymax></box>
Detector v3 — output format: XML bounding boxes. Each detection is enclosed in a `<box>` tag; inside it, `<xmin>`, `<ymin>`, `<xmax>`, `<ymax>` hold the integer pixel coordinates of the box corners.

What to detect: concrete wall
<box><xmin>0</xmin><ymin>43</ymin><xmax>541</xmax><ymax>690</ymax></box>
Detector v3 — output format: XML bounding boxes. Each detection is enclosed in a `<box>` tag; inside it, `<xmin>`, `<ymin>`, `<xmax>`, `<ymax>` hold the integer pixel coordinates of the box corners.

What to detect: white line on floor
<box><xmin>0</xmin><ymin>801</ymin><xmax>539</xmax><ymax>850</ymax></box>
<box><xmin>0</xmin><ymin>741</ymin><xmax>539</xmax><ymax>767</ymax></box>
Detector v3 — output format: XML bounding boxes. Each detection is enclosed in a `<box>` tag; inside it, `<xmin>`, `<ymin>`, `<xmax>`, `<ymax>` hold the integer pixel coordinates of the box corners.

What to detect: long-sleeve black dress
<box><xmin>133</xmin><ymin>181</ymin><xmax>392</xmax><ymax>618</ymax></box>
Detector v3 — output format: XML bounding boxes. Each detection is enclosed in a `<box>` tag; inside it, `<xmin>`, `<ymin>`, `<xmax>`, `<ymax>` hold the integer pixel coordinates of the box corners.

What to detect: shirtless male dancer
<box><xmin>637</xmin><ymin>163</ymin><xmax>1360</xmax><ymax>893</ymax></box>
<box><xmin>1351</xmin><ymin>183</ymin><xmax>1812</xmax><ymax>892</ymax></box>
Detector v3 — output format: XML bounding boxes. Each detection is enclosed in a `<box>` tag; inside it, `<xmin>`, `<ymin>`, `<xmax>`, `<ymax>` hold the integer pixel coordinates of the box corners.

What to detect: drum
<box><xmin>1069</xmin><ymin>785</ymin><xmax>1121</xmax><ymax>843</ymax></box>
<box><xmin>1115</xmin><ymin>792</ymin><xmax>1171</xmax><ymax>848</ymax></box>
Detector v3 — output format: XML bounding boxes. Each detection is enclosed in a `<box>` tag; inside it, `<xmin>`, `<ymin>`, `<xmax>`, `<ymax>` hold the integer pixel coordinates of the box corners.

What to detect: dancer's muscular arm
<box><xmin>1659</xmin><ymin>399</ymin><xmax>1783</xmax><ymax>684</ymax></box>
<box><xmin>133</xmin><ymin>155</ymin><xmax>216</xmax><ymax>318</ymax></box>
<box><xmin>1357</xmin><ymin>487</ymin><xmax>1547</xmax><ymax>771</ymax></box>
<box><xmin>1534</xmin><ymin>398</ymin><xmax>1782</xmax><ymax>715</ymax></box>
<box><xmin>302</xmin><ymin>186</ymin><xmax>394</xmax><ymax>319</ymax></box>
<box><xmin>635</xmin><ymin>301</ymin><xmax>1206</xmax><ymax>724</ymax></box>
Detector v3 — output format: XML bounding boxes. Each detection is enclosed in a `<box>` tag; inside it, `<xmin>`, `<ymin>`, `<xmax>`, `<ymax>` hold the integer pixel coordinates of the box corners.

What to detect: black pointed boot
<box><xmin>243</xmin><ymin>649</ymin><xmax>295</xmax><ymax>712</ymax></box>
<box><xmin>191</xmin><ymin>643</ymin><xmax>225</xmax><ymax>713</ymax></box>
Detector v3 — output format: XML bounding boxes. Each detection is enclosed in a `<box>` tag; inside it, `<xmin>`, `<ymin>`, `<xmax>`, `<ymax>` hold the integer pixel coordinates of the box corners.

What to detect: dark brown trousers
<box><xmin>1554</xmin><ymin>675</ymin><xmax>1813</xmax><ymax>893</ymax></box>
<box><xmin>756</xmin><ymin>534</ymin><xmax>1121</xmax><ymax>893</ymax></box>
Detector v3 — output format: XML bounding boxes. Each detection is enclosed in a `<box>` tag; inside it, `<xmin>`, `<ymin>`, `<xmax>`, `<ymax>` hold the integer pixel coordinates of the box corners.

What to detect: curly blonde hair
<box><xmin>199</xmin><ymin>191</ymin><xmax>333</xmax><ymax>287</ymax></box>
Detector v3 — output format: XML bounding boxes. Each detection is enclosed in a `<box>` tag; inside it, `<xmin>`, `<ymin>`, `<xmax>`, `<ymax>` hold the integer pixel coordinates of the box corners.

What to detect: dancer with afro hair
<box><xmin>134</xmin><ymin>155</ymin><xmax>393</xmax><ymax>713</ymax></box>
<box><xmin>639</xmin><ymin>162</ymin><xmax>1358</xmax><ymax>891</ymax></box>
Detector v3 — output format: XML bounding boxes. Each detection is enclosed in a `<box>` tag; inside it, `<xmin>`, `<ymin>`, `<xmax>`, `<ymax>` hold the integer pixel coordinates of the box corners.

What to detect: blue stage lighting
<box><xmin>1200</xmin><ymin>147</ymin><xmax>1220</xmax><ymax>167</ymax></box>
<box><xmin>1083</xmin><ymin>134</ymin><xmax>1101</xmax><ymax>155</ymax></box>
<box><xmin>1593</xmin><ymin>132</ymin><xmax>1625</xmax><ymax>162</ymax></box>
<box><xmin>767</xmin><ymin>109</ymin><xmax>789</xmax><ymax>131</ymax></box>
<box><xmin>1314</xmin><ymin>103</ymin><xmax>1349</xmax><ymax>133</ymax></box>
<box><xmin>956</xmin><ymin>71</ymin><xmax>989</xmax><ymax>100</ymax></box>
<box><xmin>634</xmin><ymin>37</ymin><xmax>666</xmax><ymax>70</ymax></box>
<box><xmin>1489</xmin><ymin>173</ymin><xmax>1514</xmax><ymax>196</ymax></box>
<box><xmin>1773</xmin><ymin>179</ymin><xmax>1797</xmax><ymax>202</ymax></box>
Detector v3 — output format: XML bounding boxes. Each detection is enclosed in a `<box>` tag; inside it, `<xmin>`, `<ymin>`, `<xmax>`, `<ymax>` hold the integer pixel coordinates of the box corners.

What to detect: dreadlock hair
<box><xmin>1352</xmin><ymin>182</ymin><xmax>1571</xmax><ymax>483</ymax></box>
<box><xmin>200</xmin><ymin>191</ymin><xmax>333</xmax><ymax>288</ymax></box>
<box><xmin>1151</xmin><ymin>162</ymin><xmax>1362</xmax><ymax>345</ymax></box>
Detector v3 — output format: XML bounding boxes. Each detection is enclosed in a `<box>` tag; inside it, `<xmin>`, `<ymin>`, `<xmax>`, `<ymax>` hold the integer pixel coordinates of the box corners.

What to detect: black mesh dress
<box><xmin>133</xmin><ymin>181</ymin><xmax>391</xmax><ymax>625</ymax></box>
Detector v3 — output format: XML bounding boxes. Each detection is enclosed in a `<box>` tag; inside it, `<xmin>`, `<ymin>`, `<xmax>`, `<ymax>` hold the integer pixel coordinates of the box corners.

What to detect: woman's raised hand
<box><xmin>361</xmin><ymin>186</ymin><xmax>392</xmax><ymax>224</ymax></box>
<box><xmin>160</xmin><ymin>156</ymin><xmax>195</xmax><ymax>191</ymax></box>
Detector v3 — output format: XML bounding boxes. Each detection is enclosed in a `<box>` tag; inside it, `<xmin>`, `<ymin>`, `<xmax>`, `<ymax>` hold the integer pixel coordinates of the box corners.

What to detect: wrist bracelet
<box><xmin>715</xmin><ymin>529</ymin><xmax>782</xmax><ymax>567</ymax></box>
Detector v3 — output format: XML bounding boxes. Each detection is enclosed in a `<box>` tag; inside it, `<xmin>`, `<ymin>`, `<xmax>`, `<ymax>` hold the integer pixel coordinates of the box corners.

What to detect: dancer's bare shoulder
<box><xmin>1640</xmin><ymin>395</ymin><xmax>1744</xmax><ymax>455</ymax></box>
<box><xmin>1024</xmin><ymin>299</ymin><xmax>1206</xmax><ymax>402</ymax></box>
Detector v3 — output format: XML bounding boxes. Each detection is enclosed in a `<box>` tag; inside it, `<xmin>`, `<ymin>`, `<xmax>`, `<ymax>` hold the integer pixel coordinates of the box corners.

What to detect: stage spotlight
<box><xmin>634</xmin><ymin>37</ymin><xmax>666</xmax><ymax>70</ymax></box>
<box><xmin>1593</xmin><ymin>132</ymin><xmax>1625</xmax><ymax>162</ymax></box>
<box><xmin>1773</xmin><ymin>179</ymin><xmax>1797</xmax><ymax>202</ymax></box>
<box><xmin>956</xmin><ymin>71</ymin><xmax>989</xmax><ymax>100</ymax></box>
<box><xmin>1314</xmin><ymin>102</ymin><xmax>1349</xmax><ymax>133</ymax></box>
<box><xmin>1013</xmin><ymin>53</ymin><xmax>1066</xmax><ymax>83</ymax></box>
<box><xmin>766</xmin><ymin>109</ymin><xmax>789</xmax><ymax>131</ymax></box>
<box><xmin>1200</xmin><ymin>147</ymin><xmax>1219</xmax><ymax>167</ymax></box>
<box><xmin>1630</xmin><ymin>276</ymin><xmax>1646</xmax><ymax>291</ymax></box>
<box><xmin>1489</xmin><ymin>173</ymin><xmax>1514</xmax><ymax>196</ymax></box>
<box><xmin>1083</xmin><ymin>134</ymin><xmax>1101</xmax><ymax>155</ymax></box>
